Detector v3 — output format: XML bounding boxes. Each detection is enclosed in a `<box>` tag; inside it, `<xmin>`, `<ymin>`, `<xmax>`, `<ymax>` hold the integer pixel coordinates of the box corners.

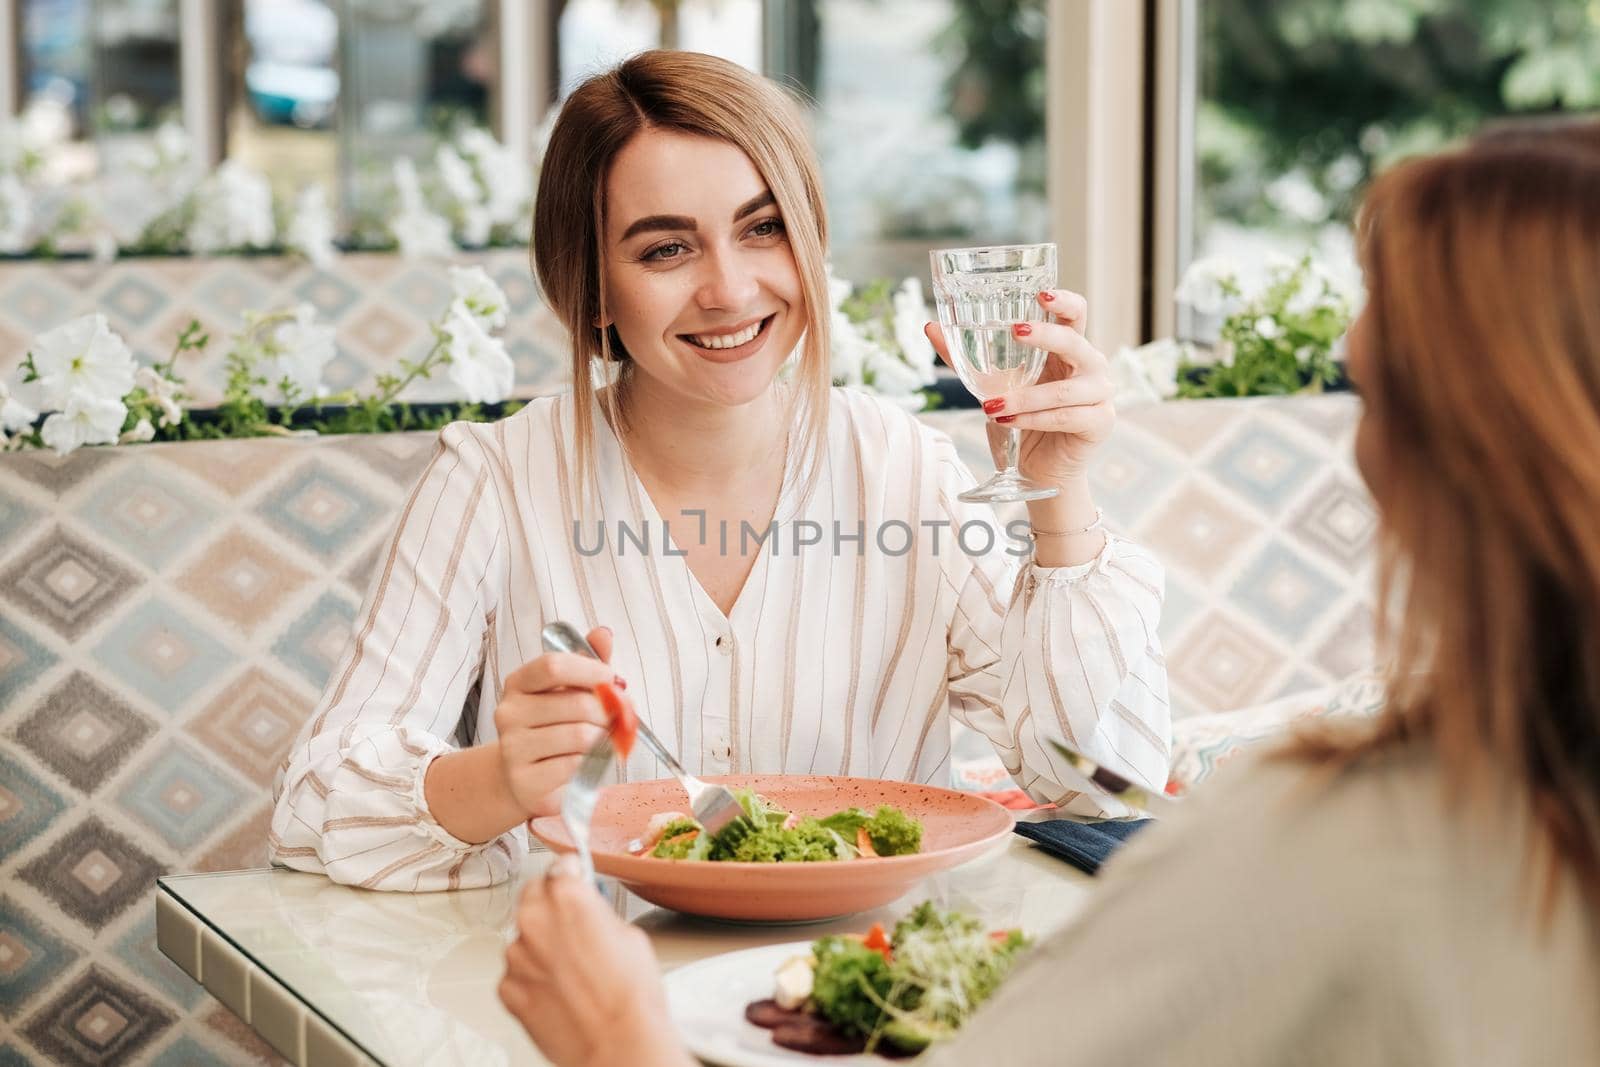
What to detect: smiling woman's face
<box><xmin>600</xmin><ymin>128</ymin><xmax>806</xmax><ymax>409</ymax></box>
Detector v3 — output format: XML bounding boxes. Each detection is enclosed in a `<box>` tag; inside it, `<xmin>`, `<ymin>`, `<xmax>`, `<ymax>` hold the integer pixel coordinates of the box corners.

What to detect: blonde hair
<box><xmin>1288</xmin><ymin>117</ymin><xmax>1600</xmax><ymax>913</ymax></box>
<box><xmin>530</xmin><ymin>50</ymin><xmax>832</xmax><ymax>503</ymax></box>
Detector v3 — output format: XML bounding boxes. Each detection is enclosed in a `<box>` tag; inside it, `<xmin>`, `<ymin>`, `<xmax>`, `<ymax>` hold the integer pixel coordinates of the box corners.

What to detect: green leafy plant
<box><xmin>1178</xmin><ymin>255</ymin><xmax>1351</xmax><ymax>398</ymax></box>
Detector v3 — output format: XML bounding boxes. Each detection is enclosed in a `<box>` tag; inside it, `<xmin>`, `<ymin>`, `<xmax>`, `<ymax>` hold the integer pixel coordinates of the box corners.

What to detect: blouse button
<box><xmin>715</xmin><ymin>634</ymin><xmax>732</xmax><ymax>655</ymax></box>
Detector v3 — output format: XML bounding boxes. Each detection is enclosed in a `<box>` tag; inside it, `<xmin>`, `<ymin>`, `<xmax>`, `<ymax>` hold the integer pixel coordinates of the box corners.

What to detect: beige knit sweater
<box><xmin>928</xmin><ymin>745</ymin><xmax>1600</xmax><ymax>1066</ymax></box>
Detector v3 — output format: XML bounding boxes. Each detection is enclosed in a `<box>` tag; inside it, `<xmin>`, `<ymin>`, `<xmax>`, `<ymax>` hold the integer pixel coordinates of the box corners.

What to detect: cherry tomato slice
<box><xmin>862</xmin><ymin>922</ymin><xmax>893</xmax><ymax>961</ymax></box>
<box><xmin>593</xmin><ymin>681</ymin><xmax>637</xmax><ymax>761</ymax></box>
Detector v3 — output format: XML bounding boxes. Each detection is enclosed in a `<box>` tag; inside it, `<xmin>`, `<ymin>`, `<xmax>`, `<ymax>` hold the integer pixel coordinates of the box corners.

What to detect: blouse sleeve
<box><xmin>935</xmin><ymin>434</ymin><xmax>1172</xmax><ymax>814</ymax></box>
<box><xmin>269</xmin><ymin>421</ymin><xmax>516</xmax><ymax>891</ymax></box>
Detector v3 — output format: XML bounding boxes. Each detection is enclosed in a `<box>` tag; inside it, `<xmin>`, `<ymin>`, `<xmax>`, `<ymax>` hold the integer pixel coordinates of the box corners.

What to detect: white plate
<box><xmin>664</xmin><ymin>941</ymin><xmax>909</xmax><ymax>1066</ymax></box>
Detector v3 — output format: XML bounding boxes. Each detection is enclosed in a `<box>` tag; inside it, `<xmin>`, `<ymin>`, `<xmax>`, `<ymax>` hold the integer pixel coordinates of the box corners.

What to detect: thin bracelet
<box><xmin>1029</xmin><ymin>507</ymin><xmax>1104</xmax><ymax>539</ymax></box>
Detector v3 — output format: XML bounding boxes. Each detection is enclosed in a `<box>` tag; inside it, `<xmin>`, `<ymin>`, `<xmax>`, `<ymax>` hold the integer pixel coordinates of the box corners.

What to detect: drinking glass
<box><xmin>929</xmin><ymin>242</ymin><xmax>1060</xmax><ymax>503</ymax></box>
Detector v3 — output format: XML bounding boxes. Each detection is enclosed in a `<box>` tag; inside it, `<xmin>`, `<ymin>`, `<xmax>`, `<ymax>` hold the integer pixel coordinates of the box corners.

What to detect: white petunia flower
<box><xmin>435</xmin><ymin>145</ymin><xmax>481</xmax><ymax>207</ymax></box>
<box><xmin>891</xmin><ymin>277</ymin><xmax>938</xmax><ymax>385</ymax></box>
<box><xmin>459</xmin><ymin>203</ymin><xmax>492</xmax><ymax>248</ymax></box>
<box><xmin>257</xmin><ymin>304</ymin><xmax>337</xmax><ymax>404</ymax></box>
<box><xmin>1175</xmin><ymin>256</ymin><xmax>1240</xmax><ymax>317</ymax></box>
<box><xmin>286</xmin><ymin>184</ymin><xmax>337</xmax><ymax>268</ymax></box>
<box><xmin>390</xmin><ymin>161</ymin><xmax>455</xmax><ymax>258</ymax></box>
<box><xmin>119</xmin><ymin>417</ymin><xmax>155</xmax><ymax>443</ymax></box>
<box><xmin>134</xmin><ymin>365</ymin><xmax>185</xmax><ymax>427</ymax></box>
<box><xmin>189</xmin><ymin>160</ymin><xmax>276</xmax><ymax>253</ymax></box>
<box><xmin>393</xmin><ymin>207</ymin><xmax>455</xmax><ymax>260</ymax></box>
<box><xmin>0</xmin><ymin>174</ymin><xmax>32</xmax><ymax>253</ymax></box>
<box><xmin>828</xmin><ymin>310</ymin><xmax>869</xmax><ymax>388</ymax></box>
<box><xmin>1109</xmin><ymin>338</ymin><xmax>1185</xmax><ymax>406</ymax></box>
<box><xmin>0</xmin><ymin>379</ymin><xmax>39</xmax><ymax>433</ymax></box>
<box><xmin>441</xmin><ymin>304</ymin><xmax>514</xmax><ymax>404</ymax></box>
<box><xmin>154</xmin><ymin>119</ymin><xmax>192</xmax><ymax>169</ymax></box>
<box><xmin>457</xmin><ymin>126</ymin><xmax>532</xmax><ymax>227</ymax></box>
<box><xmin>30</xmin><ymin>313</ymin><xmax>137</xmax><ymax>409</ymax></box>
<box><xmin>448</xmin><ymin>266</ymin><xmax>509</xmax><ymax>330</ymax></box>
<box><xmin>864</xmin><ymin>344</ymin><xmax>926</xmax><ymax>399</ymax></box>
<box><xmin>40</xmin><ymin>391</ymin><xmax>127</xmax><ymax>455</ymax></box>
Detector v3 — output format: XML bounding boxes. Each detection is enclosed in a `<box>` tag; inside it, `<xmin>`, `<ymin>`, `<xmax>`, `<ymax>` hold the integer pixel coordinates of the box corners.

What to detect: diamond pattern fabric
<box><xmin>0</xmin><ymin>390</ymin><xmax>1372</xmax><ymax>1064</ymax></box>
<box><xmin>0</xmin><ymin>250</ymin><xmax>572</xmax><ymax>406</ymax></box>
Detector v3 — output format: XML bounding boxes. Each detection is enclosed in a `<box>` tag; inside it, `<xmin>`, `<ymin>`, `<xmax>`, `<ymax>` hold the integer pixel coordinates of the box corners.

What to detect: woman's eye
<box><xmin>643</xmin><ymin>241</ymin><xmax>687</xmax><ymax>262</ymax></box>
<box><xmin>748</xmin><ymin>218</ymin><xmax>785</xmax><ymax>239</ymax></box>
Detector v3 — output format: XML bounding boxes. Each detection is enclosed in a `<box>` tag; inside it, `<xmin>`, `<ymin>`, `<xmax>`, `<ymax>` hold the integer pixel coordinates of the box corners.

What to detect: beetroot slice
<box><xmin>771</xmin><ymin>1016</ymin><xmax>868</xmax><ymax>1056</ymax></box>
<box><xmin>745</xmin><ymin>999</ymin><xmax>807</xmax><ymax>1030</ymax></box>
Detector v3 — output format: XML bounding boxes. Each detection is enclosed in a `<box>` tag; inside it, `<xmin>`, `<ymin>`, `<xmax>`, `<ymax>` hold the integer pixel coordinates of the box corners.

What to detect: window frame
<box><xmin>1</xmin><ymin>0</ymin><xmax>1177</xmax><ymax>324</ymax></box>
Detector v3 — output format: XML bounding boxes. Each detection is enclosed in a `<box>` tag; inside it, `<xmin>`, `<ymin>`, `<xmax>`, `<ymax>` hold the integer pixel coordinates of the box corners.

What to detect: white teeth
<box><xmin>690</xmin><ymin>320</ymin><xmax>763</xmax><ymax>350</ymax></box>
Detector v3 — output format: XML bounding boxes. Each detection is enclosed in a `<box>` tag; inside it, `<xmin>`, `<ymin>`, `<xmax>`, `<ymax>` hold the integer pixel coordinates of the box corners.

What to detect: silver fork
<box><xmin>560</xmin><ymin>732</ymin><xmax>611</xmax><ymax>885</ymax></box>
<box><xmin>540</xmin><ymin>621</ymin><xmax>754</xmax><ymax>855</ymax></box>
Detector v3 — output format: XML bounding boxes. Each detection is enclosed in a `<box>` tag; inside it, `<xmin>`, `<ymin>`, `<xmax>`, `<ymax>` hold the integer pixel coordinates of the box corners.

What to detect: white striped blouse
<box><xmin>270</xmin><ymin>388</ymin><xmax>1172</xmax><ymax>891</ymax></box>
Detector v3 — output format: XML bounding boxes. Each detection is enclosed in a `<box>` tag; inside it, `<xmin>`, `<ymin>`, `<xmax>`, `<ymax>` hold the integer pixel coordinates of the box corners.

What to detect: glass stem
<box><xmin>1001</xmin><ymin>424</ymin><xmax>1021</xmax><ymax>474</ymax></box>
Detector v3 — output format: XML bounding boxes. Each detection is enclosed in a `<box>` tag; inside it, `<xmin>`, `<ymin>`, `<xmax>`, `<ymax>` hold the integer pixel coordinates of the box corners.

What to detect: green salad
<box><xmin>644</xmin><ymin>788</ymin><xmax>922</xmax><ymax>862</ymax></box>
<box><xmin>757</xmin><ymin>902</ymin><xmax>1031</xmax><ymax>1056</ymax></box>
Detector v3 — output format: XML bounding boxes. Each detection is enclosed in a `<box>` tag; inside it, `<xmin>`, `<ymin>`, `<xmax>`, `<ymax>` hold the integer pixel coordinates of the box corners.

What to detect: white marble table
<box><xmin>156</xmin><ymin>838</ymin><xmax>1096</xmax><ymax>1067</ymax></box>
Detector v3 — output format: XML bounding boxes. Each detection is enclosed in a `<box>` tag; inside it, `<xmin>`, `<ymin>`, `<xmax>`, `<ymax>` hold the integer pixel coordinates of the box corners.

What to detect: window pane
<box><xmin>226</xmin><ymin>0</ymin><xmax>341</xmax><ymax>210</ymax></box>
<box><xmin>93</xmin><ymin>0</ymin><xmax>182</xmax><ymax>171</ymax></box>
<box><xmin>792</xmin><ymin>0</ymin><xmax>1048</xmax><ymax>284</ymax></box>
<box><xmin>557</xmin><ymin>0</ymin><xmax>662</xmax><ymax>99</ymax></box>
<box><xmin>1191</xmin><ymin>0</ymin><xmax>1600</xmax><ymax>296</ymax></box>
<box><xmin>337</xmin><ymin>0</ymin><xmax>497</xmax><ymax>243</ymax></box>
<box><xmin>556</xmin><ymin>0</ymin><xmax>763</xmax><ymax>101</ymax></box>
<box><xmin>20</xmin><ymin>0</ymin><xmax>94</xmax><ymax>181</ymax></box>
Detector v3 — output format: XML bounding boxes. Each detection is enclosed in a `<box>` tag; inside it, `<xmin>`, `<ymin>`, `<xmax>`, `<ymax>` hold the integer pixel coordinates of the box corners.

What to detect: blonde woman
<box><xmin>270</xmin><ymin>51</ymin><xmax>1170</xmax><ymax>891</ymax></box>
<box><xmin>500</xmin><ymin>119</ymin><xmax>1600</xmax><ymax>1065</ymax></box>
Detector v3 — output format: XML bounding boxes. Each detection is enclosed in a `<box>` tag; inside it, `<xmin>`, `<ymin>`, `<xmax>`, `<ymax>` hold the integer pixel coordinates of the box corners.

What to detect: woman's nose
<box><xmin>694</xmin><ymin>248</ymin><xmax>760</xmax><ymax>310</ymax></box>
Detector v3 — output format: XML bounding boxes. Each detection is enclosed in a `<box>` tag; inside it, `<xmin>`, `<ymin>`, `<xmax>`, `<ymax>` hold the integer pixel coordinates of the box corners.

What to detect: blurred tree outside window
<box><xmin>1194</xmin><ymin>0</ymin><xmax>1600</xmax><ymax>296</ymax></box>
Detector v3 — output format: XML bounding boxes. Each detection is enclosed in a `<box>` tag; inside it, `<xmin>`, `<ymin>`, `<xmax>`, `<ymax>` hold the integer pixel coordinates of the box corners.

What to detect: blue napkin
<box><xmin>1013</xmin><ymin>818</ymin><xmax>1152</xmax><ymax>875</ymax></box>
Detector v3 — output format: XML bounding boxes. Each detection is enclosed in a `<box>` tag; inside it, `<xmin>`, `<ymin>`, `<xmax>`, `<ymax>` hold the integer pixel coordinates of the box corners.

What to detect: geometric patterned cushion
<box><xmin>0</xmin><ymin>249</ymin><xmax>574</xmax><ymax>407</ymax></box>
<box><xmin>925</xmin><ymin>393</ymin><xmax>1374</xmax><ymax>720</ymax></box>
<box><xmin>1168</xmin><ymin>670</ymin><xmax>1388</xmax><ymax>790</ymax></box>
<box><xmin>0</xmin><ymin>380</ymin><xmax>1372</xmax><ymax>1065</ymax></box>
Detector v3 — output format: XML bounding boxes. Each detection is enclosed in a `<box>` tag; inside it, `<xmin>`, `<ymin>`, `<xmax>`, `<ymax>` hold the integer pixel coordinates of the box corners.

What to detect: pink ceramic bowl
<box><xmin>528</xmin><ymin>774</ymin><xmax>1015</xmax><ymax>922</ymax></box>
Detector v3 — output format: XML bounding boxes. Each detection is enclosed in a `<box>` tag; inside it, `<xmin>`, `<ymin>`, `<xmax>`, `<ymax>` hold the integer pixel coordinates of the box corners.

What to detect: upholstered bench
<box><xmin>0</xmin><ymin>392</ymin><xmax>1372</xmax><ymax>1064</ymax></box>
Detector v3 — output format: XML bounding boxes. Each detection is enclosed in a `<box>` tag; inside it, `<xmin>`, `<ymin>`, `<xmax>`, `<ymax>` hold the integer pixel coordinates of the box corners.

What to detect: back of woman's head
<box><xmin>1347</xmin><ymin>117</ymin><xmax>1600</xmax><ymax>903</ymax></box>
<box><xmin>531</xmin><ymin>51</ymin><xmax>831</xmax><ymax>496</ymax></box>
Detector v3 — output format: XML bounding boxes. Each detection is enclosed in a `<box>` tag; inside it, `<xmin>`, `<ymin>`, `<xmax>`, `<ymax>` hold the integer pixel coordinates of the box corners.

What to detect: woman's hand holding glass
<box><xmin>925</xmin><ymin>288</ymin><xmax>1116</xmax><ymax>488</ymax></box>
<box><xmin>493</xmin><ymin>625</ymin><xmax>621</xmax><ymax>819</ymax></box>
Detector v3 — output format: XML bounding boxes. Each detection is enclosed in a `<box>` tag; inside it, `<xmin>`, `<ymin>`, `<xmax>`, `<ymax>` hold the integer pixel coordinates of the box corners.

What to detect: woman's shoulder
<box><xmin>1111</xmin><ymin>742</ymin><xmax>1492</xmax><ymax>905</ymax></box>
<box><xmin>826</xmin><ymin>386</ymin><xmax>956</xmax><ymax>459</ymax></box>
<box><xmin>437</xmin><ymin>394</ymin><xmax>563</xmax><ymax>450</ymax></box>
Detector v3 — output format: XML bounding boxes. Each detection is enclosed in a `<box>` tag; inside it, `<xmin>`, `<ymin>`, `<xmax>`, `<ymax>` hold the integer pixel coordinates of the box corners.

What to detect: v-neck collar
<box><xmin>582</xmin><ymin>390</ymin><xmax>800</xmax><ymax>630</ymax></box>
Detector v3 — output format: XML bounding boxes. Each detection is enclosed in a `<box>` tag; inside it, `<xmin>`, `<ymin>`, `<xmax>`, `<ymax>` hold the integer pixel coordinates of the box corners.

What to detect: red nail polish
<box><xmin>1013</xmin><ymin>322</ymin><xmax>1033</xmax><ymax>337</ymax></box>
<box><xmin>996</xmin><ymin>415</ymin><xmax>1016</xmax><ymax>424</ymax></box>
<box><xmin>982</xmin><ymin>398</ymin><xmax>1005</xmax><ymax>415</ymax></box>
<box><xmin>614</xmin><ymin>675</ymin><xmax>627</xmax><ymax>690</ymax></box>
<box><xmin>1038</xmin><ymin>290</ymin><xmax>1055</xmax><ymax>302</ymax></box>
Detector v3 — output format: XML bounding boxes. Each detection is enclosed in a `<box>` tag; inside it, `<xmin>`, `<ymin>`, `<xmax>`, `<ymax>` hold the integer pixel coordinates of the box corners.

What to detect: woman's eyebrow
<box><xmin>617</xmin><ymin>191</ymin><xmax>775</xmax><ymax>242</ymax></box>
<box><xmin>733</xmin><ymin>190</ymin><xmax>775</xmax><ymax>221</ymax></box>
<box><xmin>619</xmin><ymin>213</ymin><xmax>696</xmax><ymax>241</ymax></box>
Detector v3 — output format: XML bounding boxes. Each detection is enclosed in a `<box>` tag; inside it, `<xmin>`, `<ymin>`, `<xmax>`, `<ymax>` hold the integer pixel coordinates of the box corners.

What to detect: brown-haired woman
<box><xmin>499</xmin><ymin>119</ymin><xmax>1600</xmax><ymax>1066</ymax></box>
<box><xmin>269</xmin><ymin>51</ymin><xmax>1170</xmax><ymax>890</ymax></box>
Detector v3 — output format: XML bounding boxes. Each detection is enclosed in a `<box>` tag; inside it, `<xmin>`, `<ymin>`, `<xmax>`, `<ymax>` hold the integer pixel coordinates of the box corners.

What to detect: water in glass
<box><xmin>930</xmin><ymin>243</ymin><xmax>1060</xmax><ymax>503</ymax></box>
